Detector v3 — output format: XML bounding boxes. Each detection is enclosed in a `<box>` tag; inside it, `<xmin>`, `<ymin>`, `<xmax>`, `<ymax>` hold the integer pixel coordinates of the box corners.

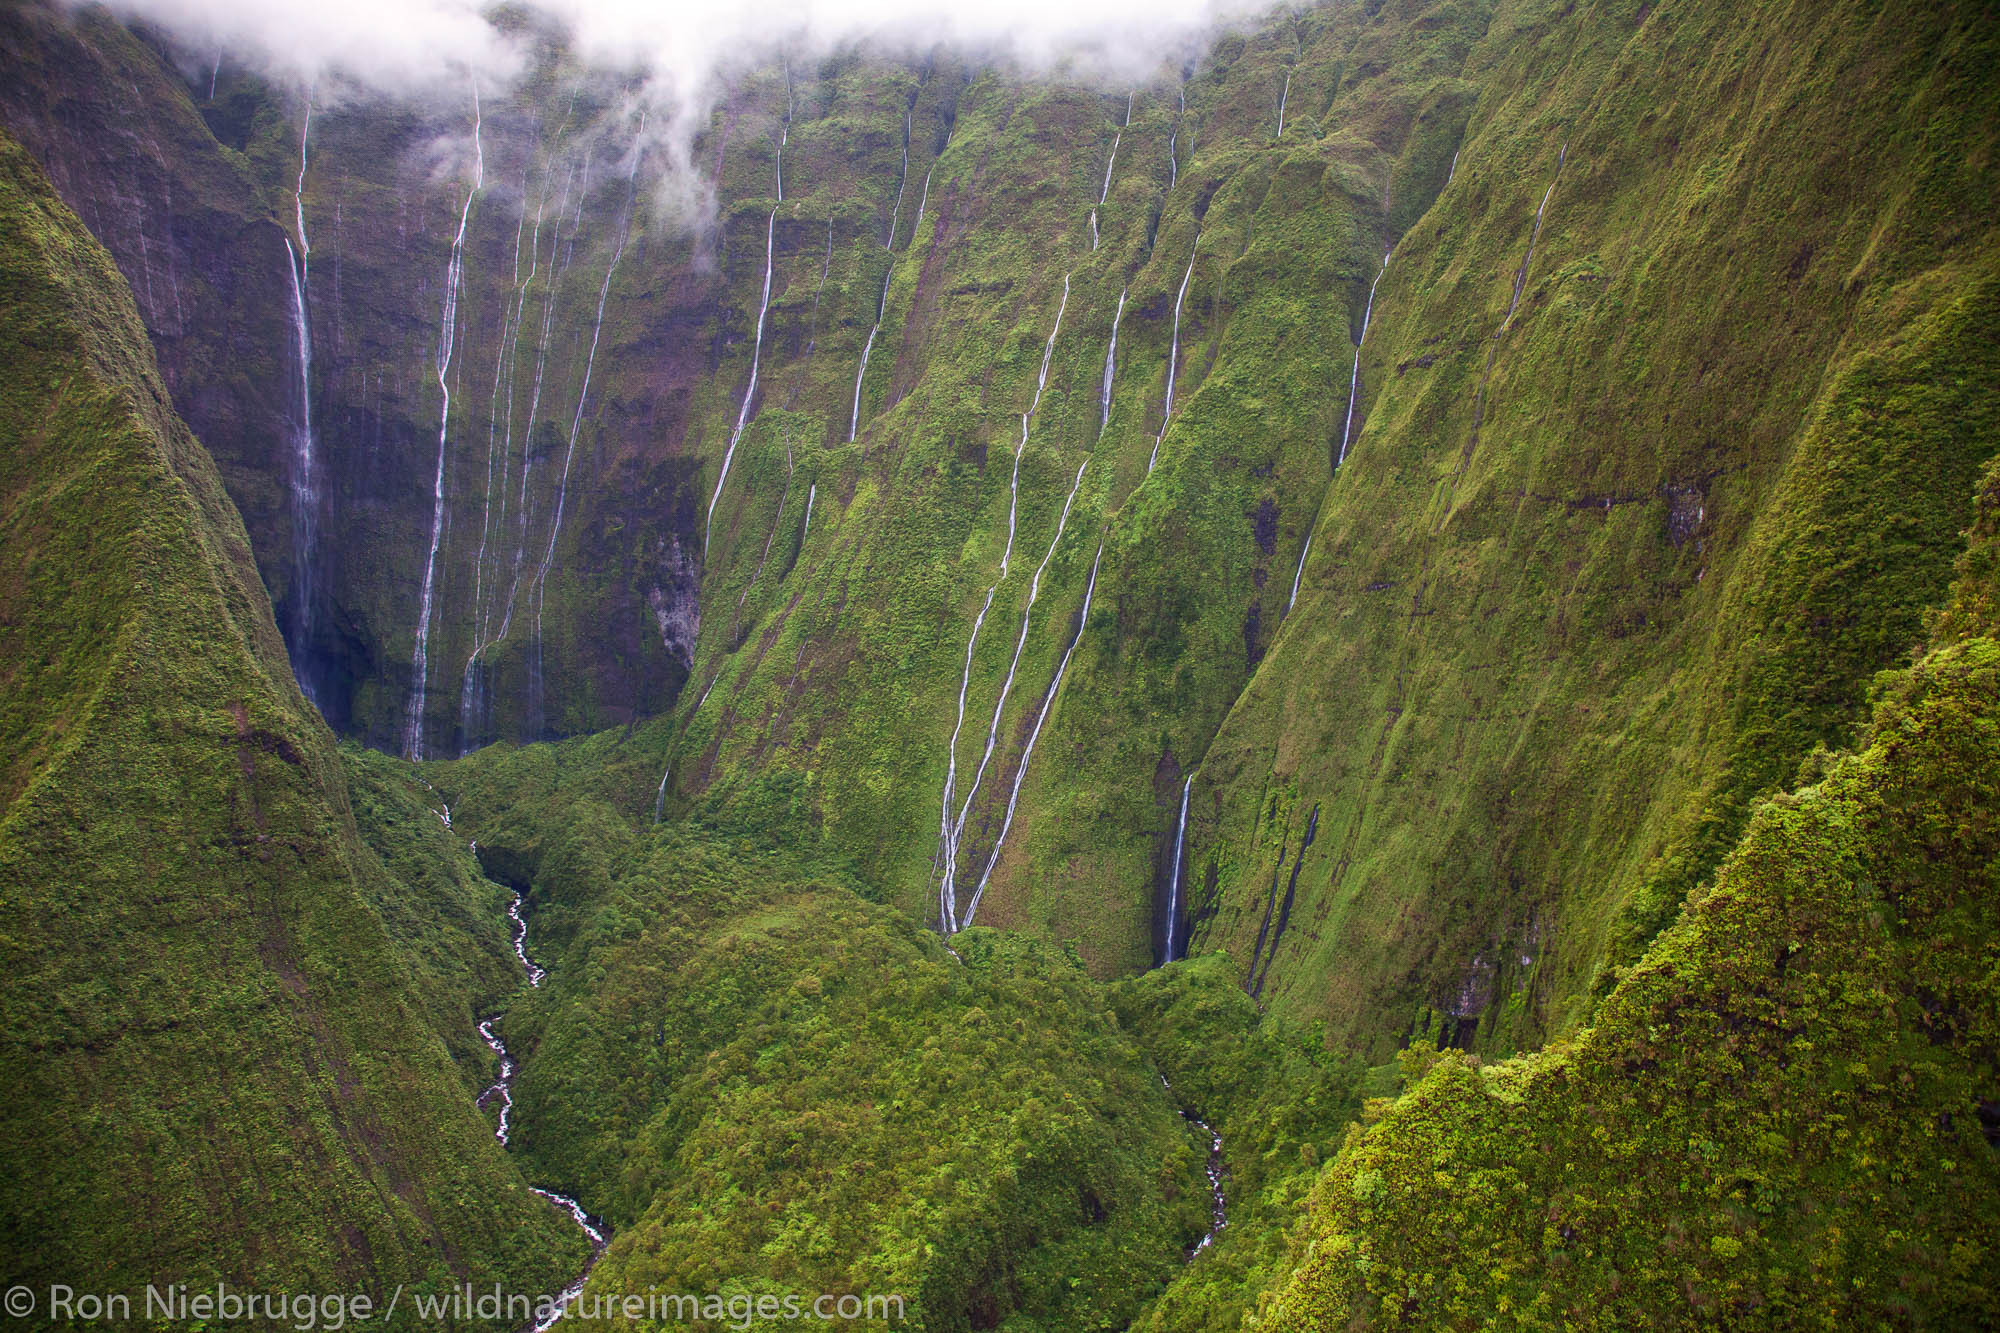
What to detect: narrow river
<box><xmin>475</xmin><ymin>887</ymin><xmax>606</xmax><ymax>1331</ymax></box>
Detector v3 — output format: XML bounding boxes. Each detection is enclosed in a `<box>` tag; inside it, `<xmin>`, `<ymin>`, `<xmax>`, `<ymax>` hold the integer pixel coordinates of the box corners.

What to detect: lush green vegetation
<box><xmin>1254</xmin><ymin>460</ymin><xmax>2000</xmax><ymax>1329</ymax></box>
<box><xmin>0</xmin><ymin>128</ymin><xmax>581</xmax><ymax>1320</ymax></box>
<box><xmin>4</xmin><ymin>0</ymin><xmax>1998</xmax><ymax>1326</ymax></box>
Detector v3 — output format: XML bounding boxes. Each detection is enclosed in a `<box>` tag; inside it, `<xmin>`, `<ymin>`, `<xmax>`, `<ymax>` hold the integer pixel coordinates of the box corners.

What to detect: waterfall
<box><xmin>653</xmin><ymin>765</ymin><xmax>670</xmax><ymax>824</ymax></box>
<box><xmin>961</xmin><ymin>538</ymin><xmax>1103</xmax><ymax>926</ymax></box>
<box><xmin>1276</xmin><ymin>71</ymin><xmax>1290</xmax><ymax>138</ymax></box>
<box><xmin>1445</xmin><ymin>147</ymin><xmax>1460</xmax><ymax>186</ymax></box>
<box><xmin>910</xmin><ymin>160</ymin><xmax>936</xmax><ymax>247</ymax></box>
<box><xmin>404</xmin><ymin>87</ymin><xmax>484</xmax><ymax>761</ymax></box>
<box><xmin>1337</xmin><ymin>245</ymin><xmax>1392</xmax><ymax>468</ymax></box>
<box><xmin>285</xmin><ymin>101</ymin><xmax>319</xmax><ymax>701</ymax></box>
<box><xmin>800</xmin><ymin>481</ymin><xmax>816</xmax><ymax>547</ymax></box>
<box><xmin>1504</xmin><ymin>142</ymin><xmax>1566</xmax><ymax>331</ymax></box>
<box><xmin>849</xmin><ymin>269</ymin><xmax>892</xmax><ymax>442</ymax></box>
<box><xmin>1168</xmin><ymin>84</ymin><xmax>1185</xmax><ymax>191</ymax></box>
<box><xmin>1100</xmin><ymin>286</ymin><xmax>1126</xmax><ymax>434</ymax></box>
<box><xmin>705</xmin><ymin>121</ymin><xmax>783</xmax><ymax>552</ymax></box>
<box><xmin>1148</xmin><ymin>238</ymin><xmax>1199</xmax><ymax>474</ymax></box>
<box><xmin>952</xmin><ymin>453</ymin><xmax>1085</xmax><ymax>900</ymax></box>
<box><xmin>884</xmin><ymin>109</ymin><xmax>911</xmax><ymax>248</ymax></box>
<box><xmin>529</xmin><ymin>119</ymin><xmax>647</xmax><ymax>735</ymax></box>
<box><xmin>1164</xmin><ymin>774</ymin><xmax>1191</xmax><ymax>962</ymax></box>
<box><xmin>938</xmin><ymin>276</ymin><xmax>1069</xmax><ymax>930</ymax></box>
<box><xmin>460</xmin><ymin>160</ymin><xmax>565</xmax><ymax>742</ymax></box>
<box><xmin>1088</xmin><ymin>94</ymin><xmax>1130</xmax><ymax>251</ymax></box>
<box><xmin>1286</xmin><ymin>531</ymin><xmax>1311</xmax><ymax>614</ymax></box>
<box><xmin>855</xmin><ymin>136</ymin><xmax>945</xmax><ymax>443</ymax></box>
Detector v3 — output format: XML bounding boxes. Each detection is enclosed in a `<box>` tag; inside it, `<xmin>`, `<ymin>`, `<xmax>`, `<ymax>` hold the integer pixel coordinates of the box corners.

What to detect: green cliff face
<box><xmin>0</xmin><ymin>128</ymin><xmax>581</xmax><ymax>1315</ymax></box>
<box><xmin>3</xmin><ymin>0</ymin><xmax>1998</xmax><ymax>1325</ymax></box>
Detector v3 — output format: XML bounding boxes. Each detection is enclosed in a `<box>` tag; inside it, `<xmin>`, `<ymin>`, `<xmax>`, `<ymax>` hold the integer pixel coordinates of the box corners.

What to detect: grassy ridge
<box><xmin>431</xmin><ymin>750</ymin><xmax>1220</xmax><ymax>1331</ymax></box>
<box><xmin>1253</xmin><ymin>459</ymin><xmax>2000</xmax><ymax>1328</ymax></box>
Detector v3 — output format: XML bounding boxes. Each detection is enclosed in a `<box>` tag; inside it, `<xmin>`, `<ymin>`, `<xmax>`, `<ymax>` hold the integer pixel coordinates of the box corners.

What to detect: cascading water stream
<box><xmin>529</xmin><ymin>118</ymin><xmax>648</xmax><ymax>729</ymax></box>
<box><xmin>1286</xmin><ymin>532</ymin><xmax>1311</xmax><ymax>614</ymax></box>
<box><xmin>800</xmin><ymin>482</ymin><xmax>816</xmax><ymax>548</ymax></box>
<box><xmin>885</xmin><ymin>110</ymin><xmax>911</xmax><ymax>248</ymax></box>
<box><xmin>459</xmin><ymin>154</ymin><xmax>571</xmax><ymax>742</ymax></box>
<box><xmin>1147</xmin><ymin>238</ymin><xmax>1199</xmax><ymax>474</ymax></box>
<box><xmin>1168</xmin><ymin>84</ymin><xmax>1186</xmax><ymax>191</ymax></box>
<box><xmin>705</xmin><ymin>119</ymin><xmax>783</xmax><ymax>552</ymax></box>
<box><xmin>853</xmin><ymin>135</ymin><xmax>945</xmax><ymax>443</ymax></box>
<box><xmin>936</xmin><ymin>276</ymin><xmax>1069</xmax><ymax>929</ymax></box>
<box><xmin>960</xmin><ymin>538</ymin><xmax>1103</xmax><ymax>927</ymax></box>
<box><xmin>1153</xmin><ymin>1069</ymin><xmax>1227</xmax><ymax>1259</ymax></box>
<box><xmin>1163</xmin><ymin>774</ymin><xmax>1191</xmax><ymax>962</ymax></box>
<box><xmin>473</xmin><ymin>889</ymin><xmax>606</xmax><ymax>1330</ymax></box>
<box><xmin>1504</xmin><ymin>142</ymin><xmax>1566</xmax><ymax>331</ymax></box>
<box><xmin>1445</xmin><ymin>147</ymin><xmax>1461</xmax><ymax>186</ymax></box>
<box><xmin>1088</xmin><ymin>93</ymin><xmax>1131</xmax><ymax>251</ymax></box>
<box><xmin>1100</xmin><ymin>287</ymin><xmax>1126</xmax><ymax>434</ymax></box>
<box><xmin>284</xmin><ymin>100</ymin><xmax>319</xmax><ymax>701</ymax></box>
<box><xmin>1276</xmin><ymin>71</ymin><xmax>1290</xmax><ymax>138</ymax></box>
<box><xmin>404</xmin><ymin>87</ymin><xmax>483</xmax><ymax>760</ymax></box>
<box><xmin>1337</xmin><ymin>245</ymin><xmax>1392</xmax><ymax>468</ymax></box>
<box><xmin>849</xmin><ymin>269</ymin><xmax>892</xmax><ymax>443</ymax></box>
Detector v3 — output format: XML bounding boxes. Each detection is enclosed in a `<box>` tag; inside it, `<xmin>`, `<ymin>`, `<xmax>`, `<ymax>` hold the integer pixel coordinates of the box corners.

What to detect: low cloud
<box><xmin>80</xmin><ymin>0</ymin><xmax>1269</xmax><ymax>231</ymax></box>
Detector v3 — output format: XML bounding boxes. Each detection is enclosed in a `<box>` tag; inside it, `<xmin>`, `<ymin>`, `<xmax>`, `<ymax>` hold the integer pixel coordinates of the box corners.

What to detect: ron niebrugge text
<box><xmin>8</xmin><ymin>1282</ymin><xmax>907</xmax><ymax>1328</ymax></box>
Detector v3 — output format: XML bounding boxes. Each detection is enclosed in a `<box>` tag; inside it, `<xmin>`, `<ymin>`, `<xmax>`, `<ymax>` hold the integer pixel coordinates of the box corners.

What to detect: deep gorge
<box><xmin>2</xmin><ymin>0</ymin><xmax>1997</xmax><ymax>1326</ymax></box>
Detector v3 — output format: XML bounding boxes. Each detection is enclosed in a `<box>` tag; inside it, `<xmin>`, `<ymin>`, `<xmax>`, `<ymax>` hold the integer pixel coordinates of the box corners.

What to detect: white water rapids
<box><xmin>474</xmin><ymin>889</ymin><xmax>605</xmax><ymax>1330</ymax></box>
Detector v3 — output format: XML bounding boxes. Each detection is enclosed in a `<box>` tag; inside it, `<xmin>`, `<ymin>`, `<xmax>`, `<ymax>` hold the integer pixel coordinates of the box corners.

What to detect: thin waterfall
<box><xmin>1148</xmin><ymin>238</ymin><xmax>1199</xmax><ymax>474</ymax></box>
<box><xmin>955</xmin><ymin>453</ymin><xmax>1088</xmax><ymax>867</ymax></box>
<box><xmin>404</xmin><ymin>87</ymin><xmax>483</xmax><ymax>760</ymax></box>
<box><xmin>1276</xmin><ymin>71</ymin><xmax>1290</xmax><ymax>138</ymax></box>
<box><xmin>282</xmin><ymin>239</ymin><xmax>316</xmax><ymax>678</ymax></box>
<box><xmin>884</xmin><ymin>109</ymin><xmax>911</xmax><ymax>248</ymax></box>
<box><xmin>1286</xmin><ymin>531</ymin><xmax>1311</xmax><ymax>614</ymax></box>
<box><xmin>910</xmin><ymin>159</ymin><xmax>935</xmax><ymax>246</ymax></box>
<box><xmin>286</xmin><ymin>100</ymin><xmax>318</xmax><ymax>697</ymax></box>
<box><xmin>1089</xmin><ymin>93</ymin><xmax>1131</xmax><ymax>251</ymax></box>
<box><xmin>461</xmin><ymin>158</ymin><xmax>567</xmax><ymax>738</ymax></box>
<box><xmin>460</xmin><ymin>167</ymin><xmax>536</xmax><ymax>748</ymax></box>
<box><xmin>1168</xmin><ymin>84</ymin><xmax>1186</xmax><ymax>191</ymax></box>
<box><xmin>1100</xmin><ymin>287</ymin><xmax>1126</xmax><ymax>434</ymax></box>
<box><xmin>653</xmin><ymin>765</ymin><xmax>670</xmax><ymax>824</ymax></box>
<box><xmin>800</xmin><ymin>481</ymin><xmax>816</xmax><ymax>547</ymax></box>
<box><xmin>531</xmin><ymin>118</ymin><xmax>648</xmax><ymax>725</ymax></box>
<box><xmin>937</xmin><ymin>276</ymin><xmax>1069</xmax><ymax>928</ymax></box>
<box><xmin>1336</xmin><ymin>245</ymin><xmax>1392</xmax><ymax>467</ymax></box>
<box><xmin>854</xmin><ymin>140</ymin><xmax>943</xmax><ymax>443</ymax></box>
<box><xmin>1445</xmin><ymin>147</ymin><xmax>1460</xmax><ymax>186</ymax></box>
<box><xmin>1164</xmin><ymin>774</ymin><xmax>1191</xmax><ymax>962</ymax></box>
<box><xmin>961</xmin><ymin>538</ymin><xmax>1104</xmax><ymax>926</ymax></box>
<box><xmin>1504</xmin><ymin>141</ymin><xmax>1566</xmax><ymax>331</ymax></box>
<box><xmin>850</xmin><ymin>269</ymin><xmax>891</xmax><ymax>442</ymax></box>
<box><xmin>705</xmin><ymin>119</ymin><xmax>783</xmax><ymax>552</ymax></box>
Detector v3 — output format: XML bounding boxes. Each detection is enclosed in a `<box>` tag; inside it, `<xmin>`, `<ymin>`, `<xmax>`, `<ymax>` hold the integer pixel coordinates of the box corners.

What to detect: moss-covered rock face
<box><xmin>0</xmin><ymin>127</ymin><xmax>582</xmax><ymax>1313</ymax></box>
<box><xmin>12</xmin><ymin>0</ymin><xmax>1994</xmax><ymax>1065</ymax></box>
<box><xmin>1253</xmin><ymin>460</ymin><xmax>2000</xmax><ymax>1330</ymax></box>
<box><xmin>5</xmin><ymin>0</ymin><xmax>2000</xmax><ymax>1324</ymax></box>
